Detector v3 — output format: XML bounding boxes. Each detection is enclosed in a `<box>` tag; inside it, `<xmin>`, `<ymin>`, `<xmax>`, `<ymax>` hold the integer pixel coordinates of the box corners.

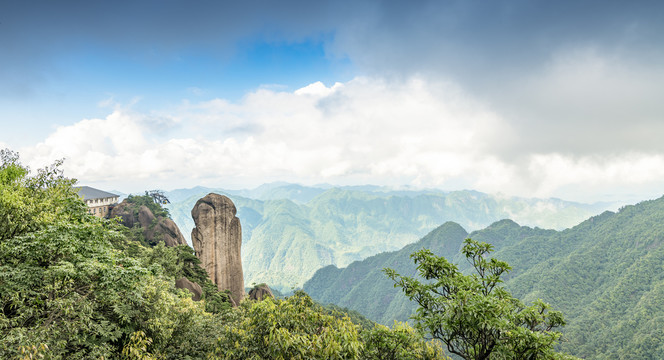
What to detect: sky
<box><xmin>1</xmin><ymin>0</ymin><xmax>663</xmax><ymax>204</ymax></box>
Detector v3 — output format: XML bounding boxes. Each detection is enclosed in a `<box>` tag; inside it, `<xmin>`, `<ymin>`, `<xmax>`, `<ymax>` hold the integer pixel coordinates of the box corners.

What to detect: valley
<box><xmin>166</xmin><ymin>184</ymin><xmax>612</xmax><ymax>292</ymax></box>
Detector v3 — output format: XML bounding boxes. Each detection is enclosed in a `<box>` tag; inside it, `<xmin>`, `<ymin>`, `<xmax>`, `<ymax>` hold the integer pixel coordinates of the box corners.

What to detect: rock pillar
<box><xmin>191</xmin><ymin>193</ymin><xmax>244</xmax><ymax>305</ymax></box>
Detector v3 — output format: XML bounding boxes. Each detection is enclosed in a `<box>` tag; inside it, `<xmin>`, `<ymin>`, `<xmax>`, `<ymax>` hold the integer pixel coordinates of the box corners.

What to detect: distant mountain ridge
<box><xmin>165</xmin><ymin>183</ymin><xmax>612</xmax><ymax>292</ymax></box>
<box><xmin>303</xmin><ymin>195</ymin><xmax>664</xmax><ymax>358</ymax></box>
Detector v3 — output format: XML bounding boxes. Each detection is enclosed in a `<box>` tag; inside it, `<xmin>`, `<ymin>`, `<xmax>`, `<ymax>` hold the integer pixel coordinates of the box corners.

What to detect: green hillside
<box><xmin>303</xmin><ymin>222</ymin><xmax>470</xmax><ymax>323</ymax></box>
<box><xmin>304</xmin><ymin>196</ymin><xmax>664</xmax><ymax>358</ymax></box>
<box><xmin>166</xmin><ymin>185</ymin><xmax>610</xmax><ymax>292</ymax></box>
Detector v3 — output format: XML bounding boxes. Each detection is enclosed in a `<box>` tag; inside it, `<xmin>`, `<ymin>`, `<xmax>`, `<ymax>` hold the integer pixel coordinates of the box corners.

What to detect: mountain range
<box><xmin>303</xmin><ymin>195</ymin><xmax>664</xmax><ymax>358</ymax></box>
<box><xmin>165</xmin><ymin>183</ymin><xmax>611</xmax><ymax>292</ymax></box>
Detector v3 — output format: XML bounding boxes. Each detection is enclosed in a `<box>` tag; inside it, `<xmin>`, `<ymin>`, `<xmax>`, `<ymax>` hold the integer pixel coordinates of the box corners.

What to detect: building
<box><xmin>75</xmin><ymin>186</ymin><xmax>120</xmax><ymax>217</ymax></box>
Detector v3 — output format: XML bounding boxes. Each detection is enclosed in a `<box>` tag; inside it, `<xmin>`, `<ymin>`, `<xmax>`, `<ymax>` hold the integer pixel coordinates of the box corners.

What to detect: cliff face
<box><xmin>191</xmin><ymin>193</ymin><xmax>244</xmax><ymax>305</ymax></box>
<box><xmin>248</xmin><ymin>284</ymin><xmax>274</xmax><ymax>301</ymax></box>
<box><xmin>111</xmin><ymin>200</ymin><xmax>187</xmax><ymax>247</ymax></box>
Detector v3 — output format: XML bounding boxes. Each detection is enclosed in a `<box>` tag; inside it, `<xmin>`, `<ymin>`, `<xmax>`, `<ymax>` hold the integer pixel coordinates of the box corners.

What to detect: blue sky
<box><xmin>1</xmin><ymin>0</ymin><xmax>663</xmax><ymax>203</ymax></box>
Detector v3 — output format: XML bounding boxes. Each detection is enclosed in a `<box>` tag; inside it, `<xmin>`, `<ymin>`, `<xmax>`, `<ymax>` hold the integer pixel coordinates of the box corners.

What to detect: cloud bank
<box><xmin>20</xmin><ymin>77</ymin><xmax>664</xmax><ymax>203</ymax></box>
<box><xmin>3</xmin><ymin>1</ymin><xmax>664</xmax><ymax>203</ymax></box>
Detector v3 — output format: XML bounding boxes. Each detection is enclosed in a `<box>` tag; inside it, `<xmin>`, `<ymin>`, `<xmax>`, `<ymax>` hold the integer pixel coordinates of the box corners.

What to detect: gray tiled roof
<box><xmin>75</xmin><ymin>186</ymin><xmax>119</xmax><ymax>200</ymax></box>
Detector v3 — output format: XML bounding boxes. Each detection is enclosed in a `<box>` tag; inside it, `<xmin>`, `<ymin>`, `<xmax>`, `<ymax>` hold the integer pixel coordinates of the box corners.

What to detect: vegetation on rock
<box><xmin>126</xmin><ymin>192</ymin><xmax>171</xmax><ymax>219</ymax></box>
<box><xmin>113</xmin><ymin>192</ymin><xmax>187</xmax><ymax>248</ymax></box>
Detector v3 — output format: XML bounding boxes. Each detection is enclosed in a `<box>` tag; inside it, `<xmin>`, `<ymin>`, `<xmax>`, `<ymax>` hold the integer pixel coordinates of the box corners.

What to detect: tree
<box><xmin>385</xmin><ymin>239</ymin><xmax>573</xmax><ymax>360</ymax></box>
<box><xmin>212</xmin><ymin>291</ymin><xmax>364</xmax><ymax>359</ymax></box>
<box><xmin>0</xmin><ymin>149</ymin><xmax>85</xmax><ymax>241</ymax></box>
<box><xmin>125</xmin><ymin>193</ymin><xmax>171</xmax><ymax>219</ymax></box>
<box><xmin>146</xmin><ymin>190</ymin><xmax>170</xmax><ymax>205</ymax></box>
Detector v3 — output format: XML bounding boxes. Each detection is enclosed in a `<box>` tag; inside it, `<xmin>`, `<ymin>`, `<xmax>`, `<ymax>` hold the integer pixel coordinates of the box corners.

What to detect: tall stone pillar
<box><xmin>191</xmin><ymin>193</ymin><xmax>244</xmax><ymax>305</ymax></box>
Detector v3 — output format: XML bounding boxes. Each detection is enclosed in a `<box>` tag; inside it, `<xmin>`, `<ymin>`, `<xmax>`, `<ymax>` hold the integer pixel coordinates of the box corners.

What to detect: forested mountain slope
<box><xmin>166</xmin><ymin>184</ymin><xmax>609</xmax><ymax>291</ymax></box>
<box><xmin>303</xmin><ymin>221</ymin><xmax>471</xmax><ymax>323</ymax></box>
<box><xmin>304</xmin><ymin>196</ymin><xmax>664</xmax><ymax>358</ymax></box>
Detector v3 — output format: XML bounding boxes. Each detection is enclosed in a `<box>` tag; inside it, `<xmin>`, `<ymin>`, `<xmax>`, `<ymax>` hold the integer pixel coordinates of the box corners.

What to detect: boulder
<box><xmin>248</xmin><ymin>284</ymin><xmax>274</xmax><ymax>301</ymax></box>
<box><xmin>175</xmin><ymin>277</ymin><xmax>203</xmax><ymax>301</ymax></box>
<box><xmin>137</xmin><ymin>205</ymin><xmax>156</xmax><ymax>229</ymax></box>
<box><xmin>155</xmin><ymin>218</ymin><xmax>188</xmax><ymax>247</ymax></box>
<box><xmin>109</xmin><ymin>200</ymin><xmax>135</xmax><ymax>227</ymax></box>
<box><xmin>110</xmin><ymin>200</ymin><xmax>187</xmax><ymax>247</ymax></box>
<box><xmin>191</xmin><ymin>193</ymin><xmax>245</xmax><ymax>305</ymax></box>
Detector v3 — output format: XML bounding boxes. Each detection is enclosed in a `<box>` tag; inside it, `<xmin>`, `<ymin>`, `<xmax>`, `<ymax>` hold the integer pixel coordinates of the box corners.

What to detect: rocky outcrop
<box><xmin>137</xmin><ymin>205</ymin><xmax>155</xmax><ymax>230</ymax></box>
<box><xmin>155</xmin><ymin>218</ymin><xmax>188</xmax><ymax>247</ymax></box>
<box><xmin>248</xmin><ymin>284</ymin><xmax>274</xmax><ymax>301</ymax></box>
<box><xmin>175</xmin><ymin>277</ymin><xmax>203</xmax><ymax>301</ymax></box>
<box><xmin>110</xmin><ymin>200</ymin><xmax>187</xmax><ymax>247</ymax></box>
<box><xmin>109</xmin><ymin>201</ymin><xmax>135</xmax><ymax>227</ymax></box>
<box><xmin>138</xmin><ymin>205</ymin><xmax>187</xmax><ymax>247</ymax></box>
<box><xmin>191</xmin><ymin>193</ymin><xmax>244</xmax><ymax>305</ymax></box>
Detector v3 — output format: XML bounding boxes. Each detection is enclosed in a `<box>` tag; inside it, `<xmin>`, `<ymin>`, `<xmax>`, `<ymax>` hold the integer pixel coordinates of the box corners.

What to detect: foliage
<box><xmin>0</xmin><ymin>149</ymin><xmax>86</xmax><ymax>241</ymax></box>
<box><xmin>0</xmin><ymin>210</ymin><xmax>220</xmax><ymax>358</ymax></box>
<box><xmin>212</xmin><ymin>291</ymin><xmax>363</xmax><ymax>359</ymax></box>
<box><xmin>212</xmin><ymin>290</ymin><xmax>447</xmax><ymax>360</ymax></box>
<box><xmin>125</xmin><ymin>193</ymin><xmax>170</xmax><ymax>219</ymax></box>
<box><xmin>146</xmin><ymin>190</ymin><xmax>170</xmax><ymax>205</ymax></box>
<box><xmin>321</xmin><ymin>303</ymin><xmax>377</xmax><ymax>331</ymax></box>
<box><xmin>136</xmin><ymin>243</ymin><xmax>233</xmax><ymax>314</ymax></box>
<box><xmin>0</xmin><ymin>152</ymin><xmax>221</xmax><ymax>359</ymax></box>
<box><xmin>122</xmin><ymin>331</ymin><xmax>156</xmax><ymax>360</ymax></box>
<box><xmin>361</xmin><ymin>321</ymin><xmax>447</xmax><ymax>360</ymax></box>
<box><xmin>385</xmin><ymin>239</ymin><xmax>570</xmax><ymax>360</ymax></box>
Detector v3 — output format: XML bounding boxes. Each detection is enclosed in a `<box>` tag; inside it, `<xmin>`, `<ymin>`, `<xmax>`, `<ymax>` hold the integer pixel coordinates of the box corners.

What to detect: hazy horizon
<box><xmin>99</xmin><ymin>181</ymin><xmax>635</xmax><ymax>209</ymax></box>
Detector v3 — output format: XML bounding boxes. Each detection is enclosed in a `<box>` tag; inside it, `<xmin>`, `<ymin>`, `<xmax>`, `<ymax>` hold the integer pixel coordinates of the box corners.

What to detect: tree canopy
<box><xmin>125</xmin><ymin>192</ymin><xmax>171</xmax><ymax>219</ymax></box>
<box><xmin>386</xmin><ymin>239</ymin><xmax>574</xmax><ymax>360</ymax></box>
<box><xmin>212</xmin><ymin>290</ymin><xmax>446</xmax><ymax>360</ymax></box>
<box><xmin>0</xmin><ymin>149</ymin><xmax>84</xmax><ymax>242</ymax></box>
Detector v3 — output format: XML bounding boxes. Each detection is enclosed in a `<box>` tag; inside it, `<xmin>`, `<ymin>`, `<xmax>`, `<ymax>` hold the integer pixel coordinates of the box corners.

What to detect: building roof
<box><xmin>75</xmin><ymin>186</ymin><xmax>119</xmax><ymax>200</ymax></box>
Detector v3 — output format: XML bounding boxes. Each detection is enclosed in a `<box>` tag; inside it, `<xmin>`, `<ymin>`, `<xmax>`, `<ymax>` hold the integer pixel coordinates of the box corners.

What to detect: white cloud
<box><xmin>16</xmin><ymin>76</ymin><xmax>664</xmax><ymax>203</ymax></box>
<box><xmin>524</xmin><ymin>153</ymin><xmax>664</xmax><ymax>200</ymax></box>
<box><xmin>294</xmin><ymin>81</ymin><xmax>343</xmax><ymax>96</ymax></box>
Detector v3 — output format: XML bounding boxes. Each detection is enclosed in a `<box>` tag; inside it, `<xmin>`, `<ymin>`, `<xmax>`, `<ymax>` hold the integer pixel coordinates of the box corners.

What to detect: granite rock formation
<box><xmin>248</xmin><ymin>284</ymin><xmax>274</xmax><ymax>301</ymax></box>
<box><xmin>155</xmin><ymin>218</ymin><xmax>188</xmax><ymax>247</ymax></box>
<box><xmin>110</xmin><ymin>200</ymin><xmax>187</xmax><ymax>247</ymax></box>
<box><xmin>191</xmin><ymin>193</ymin><xmax>244</xmax><ymax>305</ymax></box>
<box><xmin>175</xmin><ymin>277</ymin><xmax>203</xmax><ymax>301</ymax></box>
<box><xmin>109</xmin><ymin>200</ymin><xmax>135</xmax><ymax>227</ymax></box>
